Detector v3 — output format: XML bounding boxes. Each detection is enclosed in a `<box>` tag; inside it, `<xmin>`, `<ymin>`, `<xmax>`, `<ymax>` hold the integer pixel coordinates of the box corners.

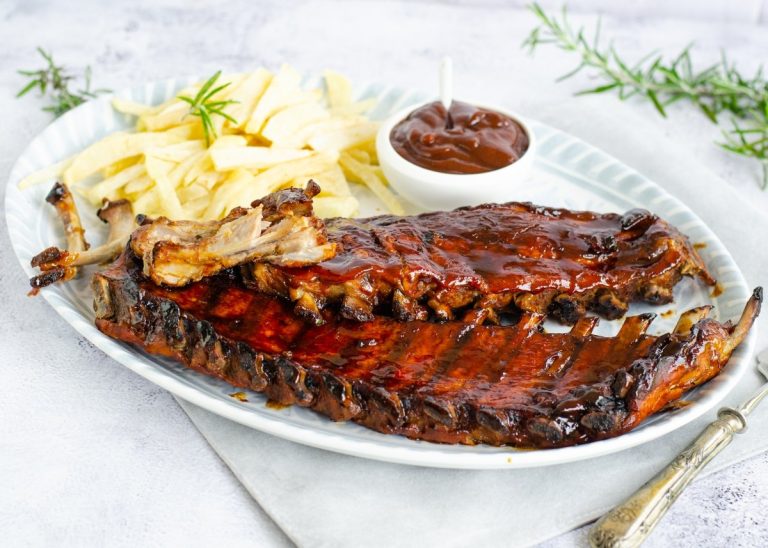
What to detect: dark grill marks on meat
<box><xmin>247</xmin><ymin>202</ymin><xmax>715</xmax><ymax>325</ymax></box>
<box><xmin>92</xmin><ymin>250</ymin><xmax>759</xmax><ymax>449</ymax></box>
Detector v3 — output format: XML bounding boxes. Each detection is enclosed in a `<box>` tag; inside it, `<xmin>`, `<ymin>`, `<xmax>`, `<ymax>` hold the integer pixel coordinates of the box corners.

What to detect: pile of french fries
<box><xmin>20</xmin><ymin>65</ymin><xmax>404</xmax><ymax>220</ymax></box>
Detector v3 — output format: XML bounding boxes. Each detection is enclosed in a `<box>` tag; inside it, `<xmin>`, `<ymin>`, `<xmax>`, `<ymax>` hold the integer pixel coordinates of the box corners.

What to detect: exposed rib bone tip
<box><xmin>570</xmin><ymin>316</ymin><xmax>599</xmax><ymax>337</ymax></box>
<box><xmin>753</xmin><ymin>286</ymin><xmax>763</xmax><ymax>302</ymax></box>
<box><xmin>673</xmin><ymin>305</ymin><xmax>714</xmax><ymax>335</ymax></box>
<box><xmin>45</xmin><ymin>181</ymin><xmax>68</xmax><ymax>204</ymax></box>
<box><xmin>618</xmin><ymin>313</ymin><xmax>656</xmax><ymax>341</ymax></box>
<box><xmin>520</xmin><ymin>312</ymin><xmax>545</xmax><ymax>330</ymax></box>
<box><xmin>97</xmin><ymin>198</ymin><xmax>132</xmax><ymax>222</ymax></box>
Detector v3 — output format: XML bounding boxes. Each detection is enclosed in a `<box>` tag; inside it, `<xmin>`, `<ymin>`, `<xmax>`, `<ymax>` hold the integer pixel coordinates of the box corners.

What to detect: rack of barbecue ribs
<box><xmin>245</xmin><ymin>199</ymin><xmax>714</xmax><ymax>324</ymax></box>
<box><xmin>29</xmin><ymin>183</ymin><xmax>760</xmax><ymax>449</ymax></box>
<box><xmin>92</xmin><ymin>249</ymin><xmax>760</xmax><ymax>449</ymax></box>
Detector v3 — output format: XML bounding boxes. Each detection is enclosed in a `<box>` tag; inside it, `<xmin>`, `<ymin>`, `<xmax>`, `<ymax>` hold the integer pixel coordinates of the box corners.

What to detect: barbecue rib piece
<box><xmin>247</xmin><ymin>202</ymin><xmax>714</xmax><ymax>325</ymax></box>
<box><xmin>93</xmin><ymin>250</ymin><xmax>759</xmax><ymax>449</ymax></box>
<box><xmin>30</xmin><ymin>182</ymin><xmax>335</xmax><ymax>294</ymax></box>
<box><xmin>131</xmin><ymin>182</ymin><xmax>336</xmax><ymax>287</ymax></box>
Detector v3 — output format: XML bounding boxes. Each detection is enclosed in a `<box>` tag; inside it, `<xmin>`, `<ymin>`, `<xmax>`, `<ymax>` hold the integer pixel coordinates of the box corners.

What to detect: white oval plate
<box><xmin>5</xmin><ymin>77</ymin><xmax>757</xmax><ymax>469</ymax></box>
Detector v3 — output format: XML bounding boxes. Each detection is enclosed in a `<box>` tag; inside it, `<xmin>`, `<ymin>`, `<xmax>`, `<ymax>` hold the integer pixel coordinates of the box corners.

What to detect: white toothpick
<box><xmin>439</xmin><ymin>56</ymin><xmax>453</xmax><ymax>110</ymax></box>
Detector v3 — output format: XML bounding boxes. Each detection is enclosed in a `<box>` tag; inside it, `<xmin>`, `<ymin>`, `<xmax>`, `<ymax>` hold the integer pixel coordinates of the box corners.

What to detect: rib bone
<box><xmin>28</xmin><ymin>183</ymin><xmax>89</xmax><ymax>293</ymax></box>
<box><xmin>30</xmin><ymin>195</ymin><xmax>137</xmax><ymax>293</ymax></box>
<box><xmin>48</xmin><ymin>182</ymin><xmax>88</xmax><ymax>254</ymax></box>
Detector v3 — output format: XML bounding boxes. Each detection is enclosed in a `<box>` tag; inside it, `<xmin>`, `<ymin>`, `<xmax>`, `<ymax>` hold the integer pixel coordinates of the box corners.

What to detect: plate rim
<box><xmin>5</xmin><ymin>77</ymin><xmax>758</xmax><ymax>469</ymax></box>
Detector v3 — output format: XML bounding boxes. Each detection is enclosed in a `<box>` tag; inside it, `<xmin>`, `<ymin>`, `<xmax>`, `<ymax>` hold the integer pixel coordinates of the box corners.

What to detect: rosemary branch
<box><xmin>17</xmin><ymin>48</ymin><xmax>110</xmax><ymax>117</ymax></box>
<box><xmin>523</xmin><ymin>3</ymin><xmax>768</xmax><ymax>188</ymax></box>
<box><xmin>177</xmin><ymin>71</ymin><xmax>239</xmax><ymax>146</ymax></box>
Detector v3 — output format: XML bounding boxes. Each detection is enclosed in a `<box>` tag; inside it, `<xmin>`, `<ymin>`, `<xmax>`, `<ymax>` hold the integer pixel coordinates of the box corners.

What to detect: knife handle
<box><xmin>588</xmin><ymin>407</ymin><xmax>747</xmax><ymax>548</ymax></box>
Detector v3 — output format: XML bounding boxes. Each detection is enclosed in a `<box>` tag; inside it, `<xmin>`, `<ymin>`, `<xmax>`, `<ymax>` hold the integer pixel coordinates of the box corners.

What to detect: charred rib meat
<box><xmin>248</xmin><ymin>202</ymin><xmax>714</xmax><ymax>324</ymax></box>
<box><xmin>93</xmin><ymin>250</ymin><xmax>759</xmax><ymax>449</ymax></box>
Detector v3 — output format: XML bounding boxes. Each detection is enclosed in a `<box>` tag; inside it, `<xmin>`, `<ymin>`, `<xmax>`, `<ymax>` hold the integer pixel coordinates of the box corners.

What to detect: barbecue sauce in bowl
<box><xmin>389</xmin><ymin>101</ymin><xmax>530</xmax><ymax>174</ymax></box>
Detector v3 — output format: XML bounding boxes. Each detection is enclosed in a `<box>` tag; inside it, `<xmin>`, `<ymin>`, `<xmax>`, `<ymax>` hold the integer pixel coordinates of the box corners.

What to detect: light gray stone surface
<box><xmin>1</xmin><ymin>1</ymin><xmax>767</xmax><ymax>546</ymax></box>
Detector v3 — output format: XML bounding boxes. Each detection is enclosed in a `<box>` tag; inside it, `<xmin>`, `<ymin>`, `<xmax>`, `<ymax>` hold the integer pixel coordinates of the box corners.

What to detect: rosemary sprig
<box><xmin>523</xmin><ymin>3</ymin><xmax>768</xmax><ymax>189</ymax></box>
<box><xmin>17</xmin><ymin>48</ymin><xmax>110</xmax><ymax>117</ymax></box>
<box><xmin>177</xmin><ymin>71</ymin><xmax>239</xmax><ymax>146</ymax></box>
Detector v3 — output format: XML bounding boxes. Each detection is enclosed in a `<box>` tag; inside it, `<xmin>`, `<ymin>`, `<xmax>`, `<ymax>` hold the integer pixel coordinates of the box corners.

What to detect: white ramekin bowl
<box><xmin>376</xmin><ymin>101</ymin><xmax>537</xmax><ymax>211</ymax></box>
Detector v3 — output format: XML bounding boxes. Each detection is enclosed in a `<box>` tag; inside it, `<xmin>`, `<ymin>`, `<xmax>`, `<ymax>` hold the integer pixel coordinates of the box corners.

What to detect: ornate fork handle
<box><xmin>589</xmin><ymin>407</ymin><xmax>747</xmax><ymax>548</ymax></box>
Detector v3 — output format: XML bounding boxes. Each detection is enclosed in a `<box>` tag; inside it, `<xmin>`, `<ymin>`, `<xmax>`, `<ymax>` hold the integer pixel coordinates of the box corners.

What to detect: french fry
<box><xmin>111</xmin><ymin>98</ymin><xmax>156</xmax><ymax>117</ymax></box>
<box><xmin>226</xmin><ymin>68</ymin><xmax>272</xmax><ymax>130</ymax></box>
<box><xmin>145</xmin><ymin>154</ymin><xmax>185</xmax><ymax>219</ymax></box>
<box><xmin>312</xmin><ymin>195</ymin><xmax>359</xmax><ymax>218</ymax></box>
<box><xmin>184</xmin><ymin>195</ymin><xmax>212</xmax><ymax>219</ymax></box>
<box><xmin>195</xmin><ymin>170</ymin><xmax>224</xmax><ymax>190</ymax></box>
<box><xmin>293</xmin><ymin>165</ymin><xmax>351</xmax><ymax>196</ymax></box>
<box><xmin>139</xmin><ymin>101</ymin><xmax>189</xmax><ymax>132</ymax></box>
<box><xmin>261</xmin><ymin>102</ymin><xmax>330</xmax><ymax>146</ymax></box>
<box><xmin>210</xmin><ymin>146</ymin><xmax>313</xmax><ymax>171</ymax></box>
<box><xmin>124</xmin><ymin>175</ymin><xmax>153</xmax><ymax>194</ymax></box>
<box><xmin>183</xmin><ymin>153</ymin><xmax>214</xmax><ymax>186</ymax></box>
<box><xmin>178</xmin><ymin>183</ymin><xmax>209</xmax><ymax>203</ymax></box>
<box><xmin>210</xmin><ymin>73</ymin><xmax>246</xmax><ymax>101</ymax></box>
<box><xmin>308</xmin><ymin>120</ymin><xmax>379</xmax><ymax>152</ymax></box>
<box><xmin>172</xmin><ymin>151</ymin><xmax>206</xmax><ymax>187</ymax></box>
<box><xmin>148</xmin><ymin>140</ymin><xmax>206</xmax><ymax>162</ymax></box>
<box><xmin>331</xmin><ymin>98</ymin><xmax>377</xmax><ymax>117</ymax></box>
<box><xmin>245</xmin><ymin>64</ymin><xmax>308</xmax><ymax>135</ymax></box>
<box><xmin>284</xmin><ymin>117</ymin><xmax>362</xmax><ymax>149</ymax></box>
<box><xmin>210</xmin><ymin>135</ymin><xmax>249</xmax><ymax>149</ymax></box>
<box><xmin>209</xmin><ymin>152</ymin><xmax>338</xmax><ymax>218</ymax></box>
<box><xmin>86</xmin><ymin>163</ymin><xmax>146</xmax><ymax>205</ymax></box>
<box><xmin>21</xmin><ymin>65</ymin><xmax>395</xmax><ymax>223</ymax></box>
<box><xmin>17</xmin><ymin>157</ymin><xmax>72</xmax><ymax>189</ymax></box>
<box><xmin>63</xmin><ymin>125</ymin><xmax>196</xmax><ymax>185</ymax></box>
<box><xmin>345</xmin><ymin>148</ymin><xmax>370</xmax><ymax>164</ymax></box>
<box><xmin>324</xmin><ymin>70</ymin><xmax>353</xmax><ymax>108</ymax></box>
<box><xmin>339</xmin><ymin>152</ymin><xmax>404</xmax><ymax>215</ymax></box>
<box><xmin>204</xmin><ymin>168</ymin><xmax>258</xmax><ymax>219</ymax></box>
<box><xmin>353</xmin><ymin>138</ymin><xmax>379</xmax><ymax>164</ymax></box>
<box><xmin>131</xmin><ymin>186</ymin><xmax>161</xmax><ymax>217</ymax></box>
<box><xmin>100</xmin><ymin>156</ymin><xmax>142</xmax><ymax>179</ymax></box>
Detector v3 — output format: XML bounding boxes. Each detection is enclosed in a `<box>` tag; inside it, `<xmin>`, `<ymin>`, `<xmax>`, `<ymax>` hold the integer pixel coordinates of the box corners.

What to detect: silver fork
<box><xmin>589</xmin><ymin>348</ymin><xmax>768</xmax><ymax>548</ymax></box>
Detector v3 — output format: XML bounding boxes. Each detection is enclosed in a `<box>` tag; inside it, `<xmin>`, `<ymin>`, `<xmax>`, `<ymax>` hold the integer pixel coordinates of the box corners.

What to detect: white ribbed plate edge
<box><xmin>5</xmin><ymin>76</ymin><xmax>757</xmax><ymax>469</ymax></box>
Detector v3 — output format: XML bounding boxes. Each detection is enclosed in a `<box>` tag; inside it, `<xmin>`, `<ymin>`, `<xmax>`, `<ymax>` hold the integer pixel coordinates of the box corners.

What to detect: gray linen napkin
<box><xmin>175</xmin><ymin>97</ymin><xmax>768</xmax><ymax>547</ymax></box>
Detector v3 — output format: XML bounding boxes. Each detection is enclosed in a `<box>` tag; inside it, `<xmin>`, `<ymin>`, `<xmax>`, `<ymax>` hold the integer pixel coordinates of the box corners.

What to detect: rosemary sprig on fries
<box><xmin>177</xmin><ymin>71</ymin><xmax>239</xmax><ymax>146</ymax></box>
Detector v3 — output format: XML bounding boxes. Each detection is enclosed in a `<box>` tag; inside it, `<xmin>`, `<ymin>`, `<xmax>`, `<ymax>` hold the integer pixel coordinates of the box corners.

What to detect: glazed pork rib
<box><xmin>248</xmin><ymin>201</ymin><xmax>715</xmax><ymax>324</ymax></box>
<box><xmin>92</xmin><ymin>250</ymin><xmax>760</xmax><ymax>449</ymax></box>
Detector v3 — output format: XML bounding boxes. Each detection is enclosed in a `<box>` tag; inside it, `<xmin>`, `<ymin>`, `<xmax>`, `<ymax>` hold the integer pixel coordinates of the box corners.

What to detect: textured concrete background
<box><xmin>1</xmin><ymin>1</ymin><xmax>767</xmax><ymax>546</ymax></box>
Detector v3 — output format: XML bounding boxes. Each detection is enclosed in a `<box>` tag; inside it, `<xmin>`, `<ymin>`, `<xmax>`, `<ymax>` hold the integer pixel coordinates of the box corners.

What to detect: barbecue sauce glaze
<box><xmin>261</xmin><ymin>203</ymin><xmax>712</xmax><ymax>301</ymax></box>
<box><xmin>390</xmin><ymin>101</ymin><xmax>529</xmax><ymax>174</ymax></box>
<box><xmin>94</xmin><ymin>251</ymin><xmax>743</xmax><ymax>448</ymax></box>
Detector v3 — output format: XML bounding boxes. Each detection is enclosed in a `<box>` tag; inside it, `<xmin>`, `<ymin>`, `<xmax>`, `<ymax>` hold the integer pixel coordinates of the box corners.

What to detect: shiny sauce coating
<box><xmin>390</xmin><ymin>101</ymin><xmax>529</xmax><ymax>174</ymax></box>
